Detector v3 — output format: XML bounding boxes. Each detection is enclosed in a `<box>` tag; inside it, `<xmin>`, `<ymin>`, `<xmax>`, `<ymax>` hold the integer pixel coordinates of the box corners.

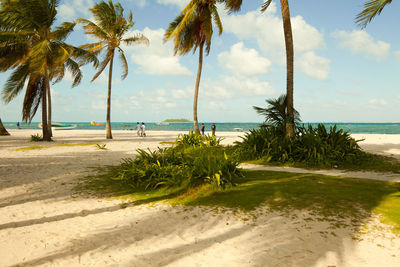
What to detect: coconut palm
<box><xmin>78</xmin><ymin>0</ymin><xmax>149</xmax><ymax>139</ymax></box>
<box><xmin>0</xmin><ymin>118</ymin><xmax>10</xmax><ymax>136</ymax></box>
<box><xmin>356</xmin><ymin>0</ymin><xmax>392</xmax><ymax>28</ymax></box>
<box><xmin>224</xmin><ymin>0</ymin><xmax>295</xmax><ymax>138</ymax></box>
<box><xmin>253</xmin><ymin>94</ymin><xmax>300</xmax><ymax>136</ymax></box>
<box><xmin>164</xmin><ymin>0</ymin><xmax>223</xmax><ymax>134</ymax></box>
<box><xmin>0</xmin><ymin>0</ymin><xmax>97</xmax><ymax>141</ymax></box>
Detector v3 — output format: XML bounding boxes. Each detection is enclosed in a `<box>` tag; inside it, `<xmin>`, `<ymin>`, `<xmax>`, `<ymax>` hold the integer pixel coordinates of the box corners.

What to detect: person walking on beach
<box><xmin>141</xmin><ymin>122</ymin><xmax>146</xmax><ymax>137</ymax></box>
<box><xmin>201</xmin><ymin>123</ymin><xmax>205</xmax><ymax>136</ymax></box>
<box><xmin>135</xmin><ymin>122</ymin><xmax>141</xmax><ymax>136</ymax></box>
<box><xmin>211</xmin><ymin>123</ymin><xmax>216</xmax><ymax>136</ymax></box>
<box><xmin>16</xmin><ymin>122</ymin><xmax>20</xmax><ymax>129</ymax></box>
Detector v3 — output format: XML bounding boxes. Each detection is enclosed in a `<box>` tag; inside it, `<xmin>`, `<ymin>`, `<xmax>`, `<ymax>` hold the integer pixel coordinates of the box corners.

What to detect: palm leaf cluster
<box><xmin>356</xmin><ymin>0</ymin><xmax>392</xmax><ymax>28</ymax></box>
<box><xmin>164</xmin><ymin>0</ymin><xmax>223</xmax><ymax>56</ymax></box>
<box><xmin>78</xmin><ymin>0</ymin><xmax>148</xmax><ymax>82</ymax></box>
<box><xmin>0</xmin><ymin>0</ymin><xmax>97</xmax><ymax>123</ymax></box>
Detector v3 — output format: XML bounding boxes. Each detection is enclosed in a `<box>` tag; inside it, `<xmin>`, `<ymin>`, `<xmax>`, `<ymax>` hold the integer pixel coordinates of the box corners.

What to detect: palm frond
<box><xmin>223</xmin><ymin>0</ymin><xmax>243</xmax><ymax>13</ymax></box>
<box><xmin>22</xmin><ymin>75</ymin><xmax>44</xmax><ymax>122</ymax></box>
<box><xmin>2</xmin><ymin>63</ymin><xmax>30</xmax><ymax>103</ymax></box>
<box><xmin>118</xmin><ymin>49</ymin><xmax>128</xmax><ymax>80</ymax></box>
<box><xmin>52</xmin><ymin>22</ymin><xmax>76</xmax><ymax>41</ymax></box>
<box><xmin>261</xmin><ymin>0</ymin><xmax>273</xmax><ymax>13</ymax></box>
<box><xmin>356</xmin><ymin>0</ymin><xmax>392</xmax><ymax>28</ymax></box>
<box><xmin>122</xmin><ymin>34</ymin><xmax>149</xmax><ymax>46</ymax></box>
<box><xmin>91</xmin><ymin>50</ymin><xmax>113</xmax><ymax>82</ymax></box>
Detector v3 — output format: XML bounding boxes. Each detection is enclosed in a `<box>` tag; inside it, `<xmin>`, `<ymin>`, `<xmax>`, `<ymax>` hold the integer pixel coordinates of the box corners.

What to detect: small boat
<box><xmin>233</xmin><ymin>128</ymin><xmax>243</xmax><ymax>132</ymax></box>
<box><xmin>90</xmin><ymin>121</ymin><xmax>104</xmax><ymax>126</ymax></box>
<box><xmin>38</xmin><ymin>122</ymin><xmax>77</xmax><ymax>130</ymax></box>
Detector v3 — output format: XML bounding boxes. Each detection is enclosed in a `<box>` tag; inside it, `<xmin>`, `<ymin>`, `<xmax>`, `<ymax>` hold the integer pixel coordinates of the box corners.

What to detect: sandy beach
<box><xmin>1</xmin><ymin>129</ymin><xmax>400</xmax><ymax>266</ymax></box>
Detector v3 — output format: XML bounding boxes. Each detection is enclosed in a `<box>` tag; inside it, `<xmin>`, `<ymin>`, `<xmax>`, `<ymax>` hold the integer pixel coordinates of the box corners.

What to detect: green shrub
<box><xmin>107</xmin><ymin>146</ymin><xmax>240</xmax><ymax>191</ymax></box>
<box><xmin>234</xmin><ymin>124</ymin><xmax>368</xmax><ymax>167</ymax></box>
<box><xmin>175</xmin><ymin>131</ymin><xmax>222</xmax><ymax>147</ymax></box>
<box><xmin>30</xmin><ymin>134</ymin><xmax>43</xmax><ymax>142</ymax></box>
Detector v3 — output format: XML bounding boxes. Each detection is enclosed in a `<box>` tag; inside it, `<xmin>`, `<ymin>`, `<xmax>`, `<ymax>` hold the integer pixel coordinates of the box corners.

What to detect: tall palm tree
<box><xmin>356</xmin><ymin>0</ymin><xmax>392</xmax><ymax>28</ymax></box>
<box><xmin>0</xmin><ymin>118</ymin><xmax>10</xmax><ymax>136</ymax></box>
<box><xmin>0</xmin><ymin>0</ymin><xmax>97</xmax><ymax>141</ymax></box>
<box><xmin>78</xmin><ymin>0</ymin><xmax>149</xmax><ymax>139</ymax></box>
<box><xmin>253</xmin><ymin>94</ymin><xmax>300</xmax><ymax>136</ymax></box>
<box><xmin>224</xmin><ymin>0</ymin><xmax>295</xmax><ymax>138</ymax></box>
<box><xmin>164</xmin><ymin>0</ymin><xmax>223</xmax><ymax>134</ymax></box>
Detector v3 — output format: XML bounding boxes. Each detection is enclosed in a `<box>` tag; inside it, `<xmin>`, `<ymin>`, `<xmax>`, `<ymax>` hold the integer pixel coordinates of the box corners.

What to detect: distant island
<box><xmin>163</xmin><ymin>119</ymin><xmax>192</xmax><ymax>123</ymax></box>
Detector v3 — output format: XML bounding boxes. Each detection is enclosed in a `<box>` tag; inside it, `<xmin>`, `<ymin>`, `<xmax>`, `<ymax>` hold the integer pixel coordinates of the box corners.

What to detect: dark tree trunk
<box><xmin>280</xmin><ymin>0</ymin><xmax>295</xmax><ymax>138</ymax></box>
<box><xmin>0</xmin><ymin>118</ymin><xmax>10</xmax><ymax>136</ymax></box>
<box><xmin>47</xmin><ymin>81</ymin><xmax>53</xmax><ymax>137</ymax></box>
<box><xmin>42</xmin><ymin>75</ymin><xmax>51</xmax><ymax>141</ymax></box>
<box><xmin>106</xmin><ymin>51</ymin><xmax>115</xmax><ymax>139</ymax></box>
<box><xmin>193</xmin><ymin>42</ymin><xmax>204</xmax><ymax>135</ymax></box>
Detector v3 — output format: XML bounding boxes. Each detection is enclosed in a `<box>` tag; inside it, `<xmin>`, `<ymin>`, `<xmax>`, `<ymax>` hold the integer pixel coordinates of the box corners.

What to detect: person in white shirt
<box><xmin>141</xmin><ymin>122</ymin><xmax>146</xmax><ymax>137</ymax></box>
<box><xmin>135</xmin><ymin>122</ymin><xmax>141</xmax><ymax>136</ymax></box>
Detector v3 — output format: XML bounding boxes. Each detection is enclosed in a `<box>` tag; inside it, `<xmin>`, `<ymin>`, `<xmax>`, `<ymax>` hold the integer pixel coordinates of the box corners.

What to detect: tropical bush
<box><xmin>107</xmin><ymin>145</ymin><xmax>240</xmax><ymax>191</ymax></box>
<box><xmin>30</xmin><ymin>134</ymin><xmax>43</xmax><ymax>142</ymax></box>
<box><xmin>175</xmin><ymin>131</ymin><xmax>222</xmax><ymax>147</ymax></box>
<box><xmin>234</xmin><ymin>124</ymin><xmax>367</xmax><ymax>167</ymax></box>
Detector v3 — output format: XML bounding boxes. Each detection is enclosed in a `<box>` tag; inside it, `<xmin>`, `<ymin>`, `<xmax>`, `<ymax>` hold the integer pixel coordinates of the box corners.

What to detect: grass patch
<box><xmin>159</xmin><ymin>141</ymin><xmax>176</xmax><ymax>145</ymax></box>
<box><xmin>15</xmin><ymin>142</ymin><xmax>105</xmax><ymax>151</ymax></box>
<box><xmin>77</xmin><ymin>168</ymin><xmax>400</xmax><ymax>232</ymax></box>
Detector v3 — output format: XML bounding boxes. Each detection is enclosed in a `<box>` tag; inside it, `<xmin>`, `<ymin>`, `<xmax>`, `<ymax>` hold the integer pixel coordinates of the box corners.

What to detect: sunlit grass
<box><xmin>15</xmin><ymin>142</ymin><xmax>104</xmax><ymax>151</ymax></box>
<box><xmin>77</xmin><ymin>169</ymin><xmax>400</xmax><ymax>232</ymax></box>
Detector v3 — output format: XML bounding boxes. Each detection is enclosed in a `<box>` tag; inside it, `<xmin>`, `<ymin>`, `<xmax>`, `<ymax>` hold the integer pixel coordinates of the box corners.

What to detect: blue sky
<box><xmin>1</xmin><ymin>0</ymin><xmax>399</xmax><ymax>123</ymax></box>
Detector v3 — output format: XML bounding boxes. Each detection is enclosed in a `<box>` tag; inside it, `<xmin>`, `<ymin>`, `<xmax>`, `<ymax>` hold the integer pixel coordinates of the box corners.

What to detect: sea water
<box><xmin>3</xmin><ymin>122</ymin><xmax>400</xmax><ymax>134</ymax></box>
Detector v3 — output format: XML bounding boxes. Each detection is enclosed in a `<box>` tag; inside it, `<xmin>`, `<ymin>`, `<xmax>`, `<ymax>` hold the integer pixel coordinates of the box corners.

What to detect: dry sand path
<box><xmin>0</xmin><ymin>130</ymin><xmax>400</xmax><ymax>266</ymax></box>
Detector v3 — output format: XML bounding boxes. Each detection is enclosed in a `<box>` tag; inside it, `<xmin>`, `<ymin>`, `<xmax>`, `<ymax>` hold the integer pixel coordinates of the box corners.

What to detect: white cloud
<box><xmin>201</xmin><ymin>75</ymin><xmax>276</xmax><ymax>99</ymax></box>
<box><xmin>126</xmin><ymin>0</ymin><xmax>147</xmax><ymax>8</ymax></box>
<box><xmin>368</xmin><ymin>98</ymin><xmax>387</xmax><ymax>106</ymax></box>
<box><xmin>222</xmin><ymin>7</ymin><xmax>325</xmax><ymax>63</ymax></box>
<box><xmin>58</xmin><ymin>0</ymin><xmax>93</xmax><ymax>20</ymax></box>
<box><xmin>396</xmin><ymin>51</ymin><xmax>400</xmax><ymax>61</ymax></box>
<box><xmin>156</xmin><ymin>0</ymin><xmax>187</xmax><ymax>9</ymax></box>
<box><xmin>207</xmin><ymin>101</ymin><xmax>228</xmax><ymax>110</ymax></box>
<box><xmin>296</xmin><ymin>51</ymin><xmax>330</xmax><ymax>81</ymax></box>
<box><xmin>332</xmin><ymin>30</ymin><xmax>390</xmax><ymax>60</ymax></box>
<box><xmin>126</xmin><ymin>28</ymin><xmax>192</xmax><ymax>76</ymax></box>
<box><xmin>218</xmin><ymin>42</ymin><xmax>272</xmax><ymax>77</ymax></box>
<box><xmin>171</xmin><ymin>88</ymin><xmax>190</xmax><ymax>99</ymax></box>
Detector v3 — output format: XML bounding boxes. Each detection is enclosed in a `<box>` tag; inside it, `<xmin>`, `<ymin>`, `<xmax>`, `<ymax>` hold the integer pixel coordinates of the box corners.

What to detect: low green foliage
<box><xmin>233</xmin><ymin>124</ymin><xmax>400</xmax><ymax>171</ymax></box>
<box><xmin>30</xmin><ymin>134</ymin><xmax>43</xmax><ymax>142</ymax></box>
<box><xmin>175</xmin><ymin>131</ymin><xmax>222</xmax><ymax>147</ymax></box>
<box><xmin>96</xmin><ymin>143</ymin><xmax>108</xmax><ymax>150</ymax></box>
<box><xmin>104</xmin><ymin>145</ymin><xmax>240</xmax><ymax>190</ymax></box>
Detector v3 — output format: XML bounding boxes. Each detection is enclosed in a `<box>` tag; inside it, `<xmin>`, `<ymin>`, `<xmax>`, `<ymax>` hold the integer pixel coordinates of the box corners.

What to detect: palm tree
<box><xmin>164</xmin><ymin>0</ymin><xmax>223</xmax><ymax>134</ymax></box>
<box><xmin>0</xmin><ymin>118</ymin><xmax>10</xmax><ymax>136</ymax></box>
<box><xmin>0</xmin><ymin>0</ymin><xmax>97</xmax><ymax>141</ymax></box>
<box><xmin>224</xmin><ymin>0</ymin><xmax>295</xmax><ymax>138</ymax></box>
<box><xmin>78</xmin><ymin>0</ymin><xmax>149</xmax><ymax>139</ymax></box>
<box><xmin>253</xmin><ymin>94</ymin><xmax>300</xmax><ymax>136</ymax></box>
<box><xmin>356</xmin><ymin>0</ymin><xmax>392</xmax><ymax>28</ymax></box>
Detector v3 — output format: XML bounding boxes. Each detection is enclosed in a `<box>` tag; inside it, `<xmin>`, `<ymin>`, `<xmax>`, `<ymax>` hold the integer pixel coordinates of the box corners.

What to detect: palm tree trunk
<box><xmin>106</xmin><ymin>51</ymin><xmax>115</xmax><ymax>139</ymax></box>
<box><xmin>280</xmin><ymin>0</ymin><xmax>295</xmax><ymax>138</ymax></box>
<box><xmin>42</xmin><ymin>75</ymin><xmax>51</xmax><ymax>141</ymax></box>
<box><xmin>47</xmin><ymin>82</ymin><xmax>53</xmax><ymax>137</ymax></box>
<box><xmin>193</xmin><ymin>42</ymin><xmax>204</xmax><ymax>135</ymax></box>
<box><xmin>0</xmin><ymin>118</ymin><xmax>10</xmax><ymax>136</ymax></box>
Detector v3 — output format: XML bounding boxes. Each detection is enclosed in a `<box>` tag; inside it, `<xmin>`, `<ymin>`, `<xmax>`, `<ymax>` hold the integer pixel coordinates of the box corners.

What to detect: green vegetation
<box><xmin>163</xmin><ymin>119</ymin><xmax>192</xmax><ymax>123</ymax></box>
<box><xmin>234</xmin><ymin>124</ymin><xmax>400</xmax><ymax>172</ymax></box>
<box><xmin>175</xmin><ymin>131</ymin><xmax>222</xmax><ymax>147</ymax></box>
<box><xmin>16</xmin><ymin>142</ymin><xmax>103</xmax><ymax>151</ymax></box>
<box><xmin>30</xmin><ymin>134</ymin><xmax>44</xmax><ymax>142</ymax></box>
<box><xmin>356</xmin><ymin>0</ymin><xmax>392</xmax><ymax>28</ymax></box>
<box><xmin>96</xmin><ymin>144</ymin><xmax>108</xmax><ymax>150</ymax></box>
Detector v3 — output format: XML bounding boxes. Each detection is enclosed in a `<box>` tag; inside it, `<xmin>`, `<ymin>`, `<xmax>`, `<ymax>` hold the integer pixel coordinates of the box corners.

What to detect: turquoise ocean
<box><xmin>3</xmin><ymin>122</ymin><xmax>400</xmax><ymax>134</ymax></box>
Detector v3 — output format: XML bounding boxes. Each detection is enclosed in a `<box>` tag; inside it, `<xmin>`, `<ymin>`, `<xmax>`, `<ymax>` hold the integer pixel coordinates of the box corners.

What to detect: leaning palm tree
<box><xmin>224</xmin><ymin>0</ymin><xmax>295</xmax><ymax>138</ymax></box>
<box><xmin>78</xmin><ymin>0</ymin><xmax>149</xmax><ymax>139</ymax></box>
<box><xmin>356</xmin><ymin>0</ymin><xmax>392</xmax><ymax>28</ymax></box>
<box><xmin>253</xmin><ymin>94</ymin><xmax>300</xmax><ymax>136</ymax></box>
<box><xmin>0</xmin><ymin>0</ymin><xmax>97</xmax><ymax>141</ymax></box>
<box><xmin>164</xmin><ymin>0</ymin><xmax>223</xmax><ymax>134</ymax></box>
<box><xmin>0</xmin><ymin>118</ymin><xmax>10</xmax><ymax>136</ymax></box>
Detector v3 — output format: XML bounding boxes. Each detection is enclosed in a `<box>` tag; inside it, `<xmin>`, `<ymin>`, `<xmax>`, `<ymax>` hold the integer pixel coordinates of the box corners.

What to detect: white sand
<box><xmin>0</xmin><ymin>130</ymin><xmax>399</xmax><ymax>266</ymax></box>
